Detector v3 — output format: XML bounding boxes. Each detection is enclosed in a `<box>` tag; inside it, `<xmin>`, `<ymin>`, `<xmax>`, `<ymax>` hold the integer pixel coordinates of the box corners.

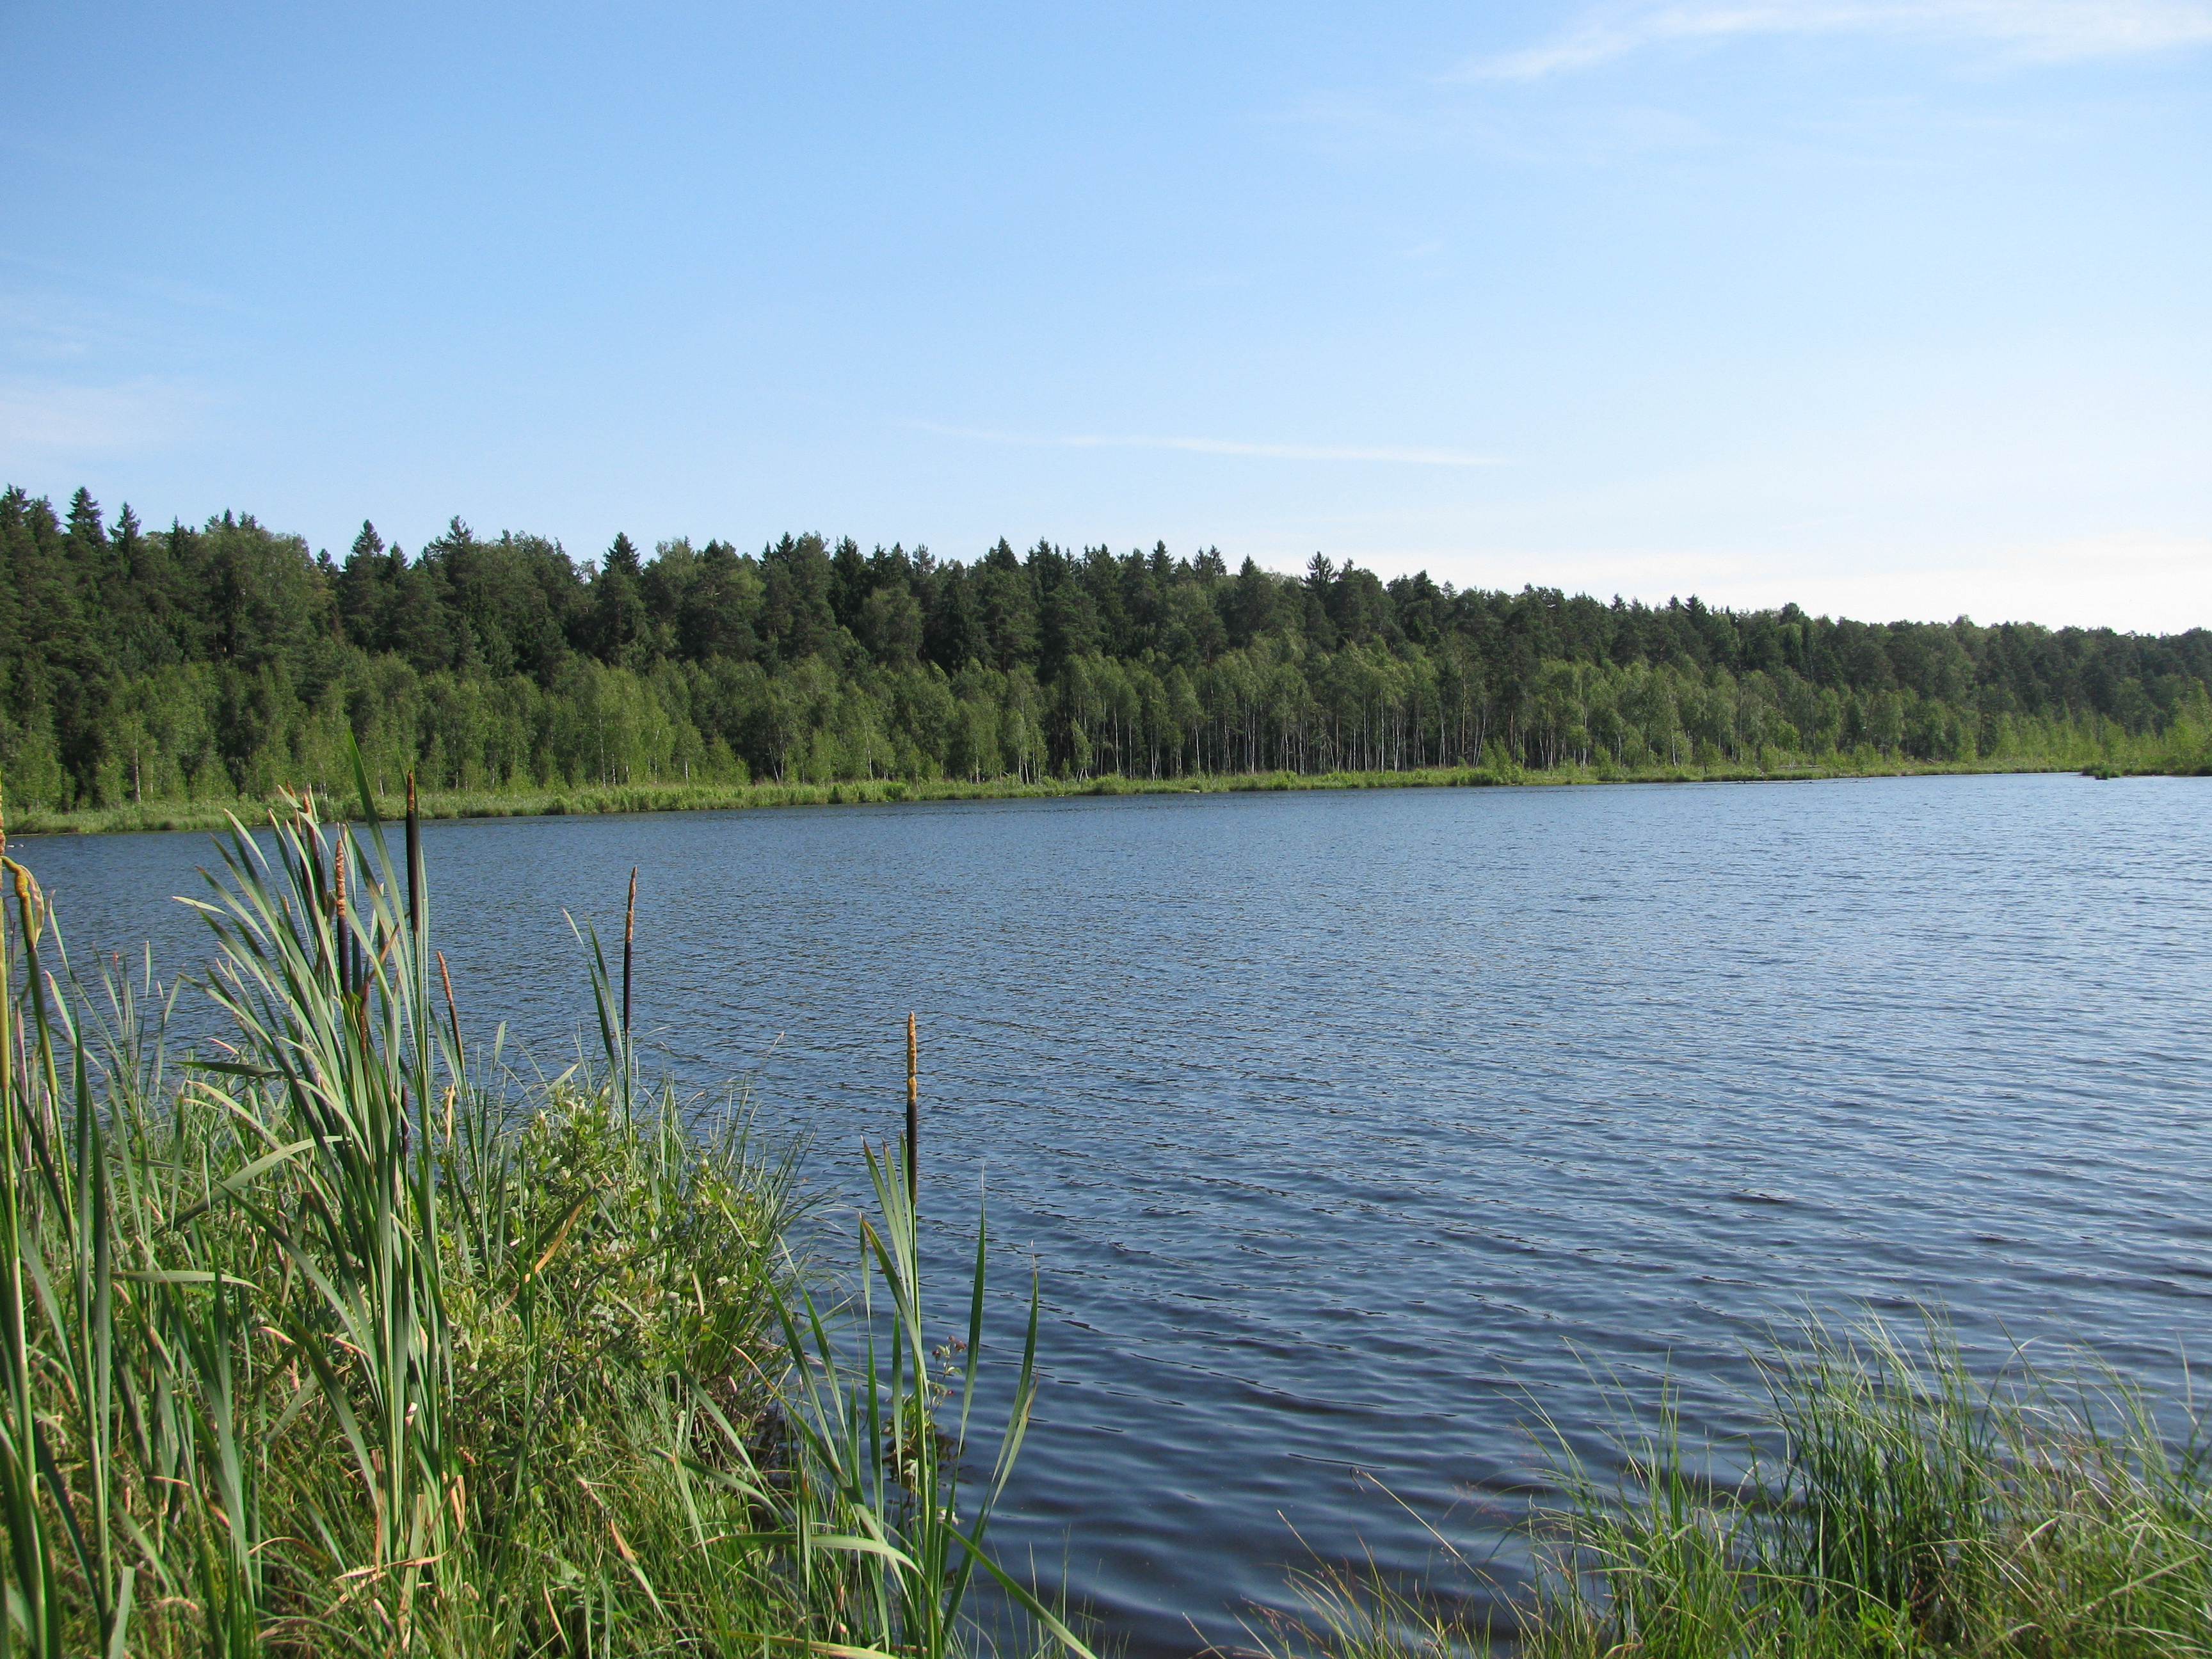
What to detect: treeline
<box><xmin>4</xmin><ymin>484</ymin><xmax>2209</xmax><ymax>809</ymax></box>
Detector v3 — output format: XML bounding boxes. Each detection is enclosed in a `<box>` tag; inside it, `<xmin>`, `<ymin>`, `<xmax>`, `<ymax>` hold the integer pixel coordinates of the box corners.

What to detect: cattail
<box><xmin>405</xmin><ymin>771</ymin><xmax>421</xmax><ymax>936</ymax></box>
<box><xmin>333</xmin><ymin>824</ymin><xmax>349</xmax><ymax>993</ymax></box>
<box><xmin>621</xmin><ymin>867</ymin><xmax>637</xmax><ymax>1043</ymax></box>
<box><xmin>905</xmin><ymin>1011</ymin><xmax>919</xmax><ymax>1210</ymax></box>
<box><xmin>438</xmin><ymin>949</ymin><xmax>463</xmax><ymax>1078</ymax></box>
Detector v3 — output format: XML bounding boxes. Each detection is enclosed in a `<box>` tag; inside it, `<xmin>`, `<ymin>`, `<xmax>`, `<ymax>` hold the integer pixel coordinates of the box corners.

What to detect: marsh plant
<box><xmin>0</xmin><ymin>778</ymin><xmax>1089</xmax><ymax>1658</ymax></box>
<box><xmin>1263</xmin><ymin>1319</ymin><xmax>2211</xmax><ymax>1659</ymax></box>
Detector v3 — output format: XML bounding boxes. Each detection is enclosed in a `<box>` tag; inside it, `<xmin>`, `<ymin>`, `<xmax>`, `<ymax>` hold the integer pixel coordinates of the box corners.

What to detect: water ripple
<box><xmin>15</xmin><ymin>773</ymin><xmax>2211</xmax><ymax>1656</ymax></box>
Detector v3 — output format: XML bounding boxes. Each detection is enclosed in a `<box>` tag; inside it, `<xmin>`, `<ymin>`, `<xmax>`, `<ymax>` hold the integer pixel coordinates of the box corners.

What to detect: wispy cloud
<box><xmin>1459</xmin><ymin>0</ymin><xmax>2212</xmax><ymax>79</ymax></box>
<box><xmin>0</xmin><ymin>376</ymin><xmax>207</xmax><ymax>456</ymax></box>
<box><xmin>913</xmin><ymin>422</ymin><xmax>1506</xmax><ymax>468</ymax></box>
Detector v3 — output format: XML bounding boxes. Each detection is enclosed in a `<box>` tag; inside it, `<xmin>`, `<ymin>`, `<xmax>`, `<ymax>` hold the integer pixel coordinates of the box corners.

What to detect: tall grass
<box><xmin>3</xmin><ymin>753</ymin><xmax>2113</xmax><ymax>837</ymax></box>
<box><xmin>1</xmin><ymin>779</ymin><xmax>1090</xmax><ymax>1658</ymax></box>
<box><xmin>1260</xmin><ymin>1319</ymin><xmax>2212</xmax><ymax>1659</ymax></box>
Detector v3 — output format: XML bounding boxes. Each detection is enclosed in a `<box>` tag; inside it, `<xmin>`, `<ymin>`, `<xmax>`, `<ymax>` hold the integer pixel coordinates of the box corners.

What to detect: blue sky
<box><xmin>4</xmin><ymin>1</ymin><xmax>2207</xmax><ymax>629</ymax></box>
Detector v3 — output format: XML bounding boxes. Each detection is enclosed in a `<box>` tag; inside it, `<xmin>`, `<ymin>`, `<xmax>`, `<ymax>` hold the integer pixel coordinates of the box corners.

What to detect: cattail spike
<box><xmin>905</xmin><ymin>1011</ymin><xmax>919</xmax><ymax>1211</ymax></box>
<box><xmin>437</xmin><ymin>949</ymin><xmax>464</xmax><ymax>1080</ymax></box>
<box><xmin>333</xmin><ymin>825</ymin><xmax>349</xmax><ymax>993</ymax></box>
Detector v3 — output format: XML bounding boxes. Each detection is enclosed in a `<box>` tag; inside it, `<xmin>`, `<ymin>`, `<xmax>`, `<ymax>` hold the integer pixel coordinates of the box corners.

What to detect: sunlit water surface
<box><xmin>16</xmin><ymin>774</ymin><xmax>2212</xmax><ymax>1654</ymax></box>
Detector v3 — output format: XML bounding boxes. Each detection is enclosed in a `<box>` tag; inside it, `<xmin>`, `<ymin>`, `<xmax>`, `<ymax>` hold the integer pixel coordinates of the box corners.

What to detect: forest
<box><xmin>4</xmin><ymin>483</ymin><xmax>2209</xmax><ymax>810</ymax></box>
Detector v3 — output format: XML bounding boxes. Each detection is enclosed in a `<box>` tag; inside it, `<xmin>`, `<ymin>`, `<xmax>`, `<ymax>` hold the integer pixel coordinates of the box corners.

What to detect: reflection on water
<box><xmin>15</xmin><ymin>773</ymin><xmax>2212</xmax><ymax>1655</ymax></box>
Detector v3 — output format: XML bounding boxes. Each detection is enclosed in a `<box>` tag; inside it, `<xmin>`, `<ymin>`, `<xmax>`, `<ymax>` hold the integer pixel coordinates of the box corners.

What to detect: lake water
<box><xmin>13</xmin><ymin>773</ymin><xmax>2212</xmax><ymax>1654</ymax></box>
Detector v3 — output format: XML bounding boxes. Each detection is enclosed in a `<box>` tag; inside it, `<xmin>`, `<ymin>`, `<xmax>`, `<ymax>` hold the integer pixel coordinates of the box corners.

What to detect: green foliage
<box><xmin>0</xmin><ymin>789</ymin><xmax>1084</xmax><ymax>1658</ymax></box>
<box><xmin>4</xmin><ymin>486</ymin><xmax>2209</xmax><ymax>811</ymax></box>
<box><xmin>1256</xmin><ymin>1318</ymin><xmax>2212</xmax><ymax>1659</ymax></box>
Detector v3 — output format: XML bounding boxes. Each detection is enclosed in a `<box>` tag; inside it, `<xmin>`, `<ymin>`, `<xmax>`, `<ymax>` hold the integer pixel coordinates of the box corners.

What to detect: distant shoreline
<box><xmin>13</xmin><ymin>755</ymin><xmax>2193</xmax><ymax>837</ymax></box>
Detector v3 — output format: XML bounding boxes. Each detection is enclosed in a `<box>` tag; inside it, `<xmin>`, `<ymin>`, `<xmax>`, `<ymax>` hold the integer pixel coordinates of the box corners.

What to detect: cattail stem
<box><xmin>905</xmin><ymin>1011</ymin><xmax>918</xmax><ymax>1211</ymax></box>
<box><xmin>621</xmin><ymin>867</ymin><xmax>637</xmax><ymax>1046</ymax></box>
<box><xmin>405</xmin><ymin>771</ymin><xmax>421</xmax><ymax>937</ymax></box>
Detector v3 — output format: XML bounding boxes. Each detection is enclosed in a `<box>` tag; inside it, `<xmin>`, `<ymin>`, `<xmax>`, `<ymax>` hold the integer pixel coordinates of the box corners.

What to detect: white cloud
<box><xmin>0</xmin><ymin>376</ymin><xmax>207</xmax><ymax>459</ymax></box>
<box><xmin>1366</xmin><ymin>534</ymin><xmax>2212</xmax><ymax>633</ymax></box>
<box><xmin>914</xmin><ymin>422</ymin><xmax>1507</xmax><ymax>469</ymax></box>
<box><xmin>1758</xmin><ymin>534</ymin><xmax>2212</xmax><ymax>632</ymax></box>
<box><xmin>1460</xmin><ymin>0</ymin><xmax>2212</xmax><ymax>79</ymax></box>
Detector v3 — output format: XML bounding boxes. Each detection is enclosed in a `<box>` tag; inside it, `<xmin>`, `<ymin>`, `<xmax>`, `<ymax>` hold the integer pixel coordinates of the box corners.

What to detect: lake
<box><xmin>13</xmin><ymin>772</ymin><xmax>2211</xmax><ymax>1655</ymax></box>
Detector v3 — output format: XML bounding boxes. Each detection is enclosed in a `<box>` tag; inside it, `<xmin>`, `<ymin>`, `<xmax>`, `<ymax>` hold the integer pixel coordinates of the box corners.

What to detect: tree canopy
<box><xmin>4</xmin><ymin>485</ymin><xmax>2206</xmax><ymax>810</ymax></box>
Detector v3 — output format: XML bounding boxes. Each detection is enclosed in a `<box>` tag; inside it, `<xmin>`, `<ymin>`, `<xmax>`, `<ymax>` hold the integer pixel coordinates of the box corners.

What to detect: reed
<box><xmin>0</xmin><ymin>773</ymin><xmax>1087</xmax><ymax>1658</ymax></box>
<box><xmin>2</xmin><ymin>755</ymin><xmax>2110</xmax><ymax>838</ymax></box>
<box><xmin>1260</xmin><ymin>1317</ymin><xmax>2212</xmax><ymax>1659</ymax></box>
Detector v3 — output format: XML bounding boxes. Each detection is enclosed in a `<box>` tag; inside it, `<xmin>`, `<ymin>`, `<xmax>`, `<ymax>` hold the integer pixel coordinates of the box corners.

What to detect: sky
<box><xmin>3</xmin><ymin>0</ymin><xmax>2208</xmax><ymax>630</ymax></box>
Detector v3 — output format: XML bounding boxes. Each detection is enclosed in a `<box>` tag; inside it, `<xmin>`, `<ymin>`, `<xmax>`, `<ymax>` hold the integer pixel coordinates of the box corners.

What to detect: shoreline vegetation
<box><xmin>1267</xmin><ymin>1322</ymin><xmax>2212</xmax><ymax>1659</ymax></box>
<box><xmin>2</xmin><ymin>785</ymin><xmax>1087</xmax><ymax>1658</ymax></box>
<box><xmin>4</xmin><ymin>486</ymin><xmax>2211</xmax><ymax>828</ymax></box>
<box><xmin>6</xmin><ymin>780</ymin><xmax>2208</xmax><ymax>1655</ymax></box>
<box><xmin>11</xmin><ymin>747</ymin><xmax>2209</xmax><ymax>837</ymax></box>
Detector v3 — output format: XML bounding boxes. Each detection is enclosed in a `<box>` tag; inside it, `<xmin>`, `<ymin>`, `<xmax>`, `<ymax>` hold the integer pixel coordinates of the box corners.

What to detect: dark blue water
<box><xmin>13</xmin><ymin>773</ymin><xmax>2212</xmax><ymax>1654</ymax></box>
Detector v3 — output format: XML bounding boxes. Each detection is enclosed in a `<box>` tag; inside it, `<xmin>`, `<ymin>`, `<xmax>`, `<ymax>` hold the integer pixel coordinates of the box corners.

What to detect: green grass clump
<box><xmin>1</xmin><ymin>784</ymin><xmax>1087</xmax><ymax>1658</ymax></box>
<box><xmin>3</xmin><ymin>754</ymin><xmax>2110</xmax><ymax>837</ymax></box>
<box><xmin>1262</xmin><ymin>1321</ymin><xmax>2211</xmax><ymax>1659</ymax></box>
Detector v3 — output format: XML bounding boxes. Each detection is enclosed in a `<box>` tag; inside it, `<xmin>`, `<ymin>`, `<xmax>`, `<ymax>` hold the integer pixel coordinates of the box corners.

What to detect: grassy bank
<box><xmin>1267</xmin><ymin>1320</ymin><xmax>2212</xmax><ymax>1659</ymax></box>
<box><xmin>10</xmin><ymin>750</ymin><xmax>2191</xmax><ymax>837</ymax></box>
<box><xmin>1</xmin><ymin>792</ymin><xmax>1083</xmax><ymax>1657</ymax></box>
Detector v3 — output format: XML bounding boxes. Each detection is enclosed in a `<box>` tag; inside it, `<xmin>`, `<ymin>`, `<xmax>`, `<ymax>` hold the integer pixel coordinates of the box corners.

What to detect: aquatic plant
<box><xmin>1258</xmin><ymin>1317</ymin><xmax>2212</xmax><ymax>1658</ymax></box>
<box><xmin>3</xmin><ymin>753</ymin><xmax>2117</xmax><ymax>838</ymax></box>
<box><xmin>0</xmin><ymin>776</ymin><xmax>1086</xmax><ymax>1658</ymax></box>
